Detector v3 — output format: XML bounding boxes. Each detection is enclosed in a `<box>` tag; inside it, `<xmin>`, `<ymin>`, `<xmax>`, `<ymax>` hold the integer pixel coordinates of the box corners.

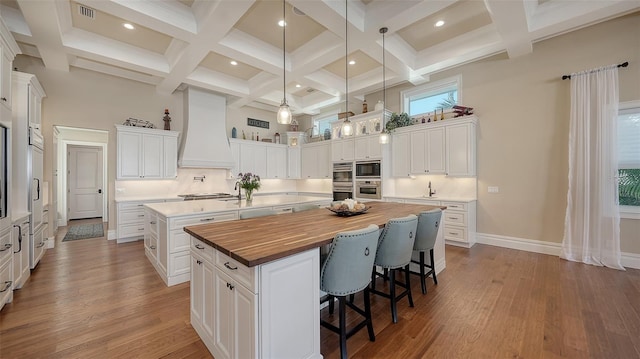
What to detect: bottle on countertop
<box><xmin>440</xmin><ymin>108</ymin><xmax>445</xmax><ymax>121</ymax></box>
<box><xmin>275</xmin><ymin>132</ymin><xmax>281</xmax><ymax>144</ymax></box>
<box><xmin>256</xmin><ymin>132</ymin><xmax>259</xmax><ymax>141</ymax></box>
<box><xmin>242</xmin><ymin>130</ymin><xmax>246</xmax><ymax>139</ymax></box>
<box><xmin>362</xmin><ymin>100</ymin><xmax>368</xmax><ymax>113</ymax></box>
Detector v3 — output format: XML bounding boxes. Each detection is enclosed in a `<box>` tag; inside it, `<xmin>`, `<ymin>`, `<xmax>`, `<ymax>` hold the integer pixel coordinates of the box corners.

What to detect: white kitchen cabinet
<box><xmin>191</xmin><ymin>249</ymin><xmax>215</xmax><ymax>341</ymax></box>
<box><xmin>0</xmin><ymin>227</ymin><xmax>13</xmax><ymax>310</ymax></box>
<box><xmin>115</xmin><ymin>125</ymin><xmax>179</xmax><ymax>180</ymax></box>
<box><xmin>11</xmin><ymin>217</ymin><xmax>29</xmax><ymax>290</ymax></box>
<box><xmin>266</xmin><ymin>146</ymin><xmax>286</xmax><ymax>179</ymax></box>
<box><xmin>240</xmin><ymin>142</ymin><xmax>267</xmax><ymax>177</ymax></box>
<box><xmin>354</xmin><ymin>135</ymin><xmax>382</xmax><ymax>160</ymax></box>
<box><xmin>301</xmin><ymin>142</ymin><xmax>331</xmax><ymax>179</ymax></box>
<box><xmin>287</xmin><ymin>147</ymin><xmax>301</xmax><ymax>179</ymax></box>
<box><xmin>391</xmin><ymin>132</ymin><xmax>411</xmax><ymax>177</ymax></box>
<box><xmin>0</xmin><ymin>19</ymin><xmax>19</xmax><ymax>112</ymax></box>
<box><xmin>441</xmin><ymin>200</ymin><xmax>477</xmax><ymax>247</ymax></box>
<box><xmin>410</xmin><ymin>128</ymin><xmax>445</xmax><ymax>175</ymax></box>
<box><xmin>230</xmin><ymin>140</ymin><xmax>240</xmax><ymax>177</ymax></box>
<box><xmin>331</xmin><ymin>138</ymin><xmax>354</xmax><ymax>162</ymax></box>
<box><xmin>445</xmin><ymin>122</ymin><xmax>476</xmax><ymax>176</ymax></box>
<box><xmin>117</xmin><ymin>198</ymin><xmax>181</xmax><ymax>243</ymax></box>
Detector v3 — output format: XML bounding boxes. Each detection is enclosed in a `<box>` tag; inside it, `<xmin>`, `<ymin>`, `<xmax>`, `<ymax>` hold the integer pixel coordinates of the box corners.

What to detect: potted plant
<box><xmin>384</xmin><ymin>112</ymin><xmax>413</xmax><ymax>133</ymax></box>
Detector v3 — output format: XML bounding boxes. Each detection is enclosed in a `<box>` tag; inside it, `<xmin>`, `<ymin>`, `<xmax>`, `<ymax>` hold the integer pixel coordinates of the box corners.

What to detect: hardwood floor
<box><xmin>1</xmin><ymin>225</ymin><xmax>639</xmax><ymax>358</ymax></box>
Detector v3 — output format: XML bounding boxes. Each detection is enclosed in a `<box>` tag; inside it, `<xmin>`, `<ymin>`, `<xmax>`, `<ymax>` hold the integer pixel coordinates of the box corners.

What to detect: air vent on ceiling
<box><xmin>306</xmin><ymin>88</ymin><xmax>315</xmax><ymax>93</ymax></box>
<box><xmin>78</xmin><ymin>4</ymin><xmax>95</xmax><ymax>19</ymax></box>
<box><xmin>292</xmin><ymin>6</ymin><xmax>306</xmax><ymax>16</ymax></box>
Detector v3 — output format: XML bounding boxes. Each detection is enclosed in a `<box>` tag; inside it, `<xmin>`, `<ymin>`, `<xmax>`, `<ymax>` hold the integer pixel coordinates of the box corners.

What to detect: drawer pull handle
<box><xmin>195</xmin><ymin>244</ymin><xmax>205</xmax><ymax>250</ymax></box>
<box><xmin>449</xmin><ymin>232</ymin><xmax>457</xmax><ymax>235</ymax></box>
<box><xmin>150</xmin><ymin>221</ymin><xmax>156</xmax><ymax>225</ymax></box>
<box><xmin>0</xmin><ymin>243</ymin><xmax>12</xmax><ymax>252</ymax></box>
<box><xmin>449</xmin><ymin>217</ymin><xmax>458</xmax><ymax>220</ymax></box>
<box><xmin>138</xmin><ymin>214</ymin><xmax>145</xmax><ymax>217</ymax></box>
<box><xmin>200</xmin><ymin>217</ymin><xmax>215</xmax><ymax>222</ymax></box>
<box><xmin>137</xmin><ymin>204</ymin><xmax>144</xmax><ymax>207</ymax></box>
<box><xmin>36</xmin><ymin>242</ymin><xmax>45</xmax><ymax>248</ymax></box>
<box><xmin>0</xmin><ymin>281</ymin><xmax>12</xmax><ymax>293</ymax></box>
<box><xmin>226</xmin><ymin>282</ymin><xmax>234</xmax><ymax>290</ymax></box>
<box><xmin>150</xmin><ymin>245</ymin><xmax>156</xmax><ymax>250</ymax></box>
<box><xmin>197</xmin><ymin>260</ymin><xmax>202</xmax><ymax>265</ymax></box>
<box><xmin>138</xmin><ymin>227</ymin><xmax>144</xmax><ymax>231</ymax></box>
<box><xmin>224</xmin><ymin>262</ymin><xmax>238</xmax><ymax>271</ymax></box>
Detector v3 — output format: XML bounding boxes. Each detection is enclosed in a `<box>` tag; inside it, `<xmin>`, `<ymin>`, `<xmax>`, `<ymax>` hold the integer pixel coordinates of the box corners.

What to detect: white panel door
<box><xmin>68</xmin><ymin>145</ymin><xmax>103</xmax><ymax>220</ymax></box>
<box><xmin>410</xmin><ymin>131</ymin><xmax>427</xmax><ymax>174</ymax></box>
<box><xmin>214</xmin><ymin>269</ymin><xmax>234</xmax><ymax>358</ymax></box>
<box><xmin>426</xmin><ymin>127</ymin><xmax>446</xmax><ymax>174</ymax></box>
<box><xmin>142</xmin><ymin>134</ymin><xmax>163</xmax><ymax>179</ymax></box>
<box><xmin>266</xmin><ymin>146</ymin><xmax>286</xmax><ymax>179</ymax></box>
<box><xmin>392</xmin><ymin>133</ymin><xmax>410</xmax><ymax>177</ymax></box>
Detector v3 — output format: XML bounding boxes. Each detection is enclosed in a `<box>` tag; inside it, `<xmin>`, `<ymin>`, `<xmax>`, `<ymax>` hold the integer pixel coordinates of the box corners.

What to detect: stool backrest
<box><xmin>375</xmin><ymin>215</ymin><xmax>418</xmax><ymax>269</ymax></box>
<box><xmin>320</xmin><ymin>224</ymin><xmax>380</xmax><ymax>296</ymax></box>
<box><xmin>239</xmin><ymin>208</ymin><xmax>278</xmax><ymax>219</ymax></box>
<box><xmin>414</xmin><ymin>209</ymin><xmax>442</xmax><ymax>251</ymax></box>
<box><xmin>292</xmin><ymin>203</ymin><xmax>319</xmax><ymax>212</ymax></box>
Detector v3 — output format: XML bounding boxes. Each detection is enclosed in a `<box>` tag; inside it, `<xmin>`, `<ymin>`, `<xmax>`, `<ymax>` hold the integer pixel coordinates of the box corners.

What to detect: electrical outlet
<box><xmin>488</xmin><ymin>186</ymin><xmax>499</xmax><ymax>193</ymax></box>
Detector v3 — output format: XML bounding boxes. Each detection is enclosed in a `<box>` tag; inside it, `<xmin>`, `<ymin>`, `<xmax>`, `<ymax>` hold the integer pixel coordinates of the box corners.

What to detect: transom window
<box><xmin>313</xmin><ymin>114</ymin><xmax>337</xmax><ymax>137</ymax></box>
<box><xmin>401</xmin><ymin>75</ymin><xmax>461</xmax><ymax>117</ymax></box>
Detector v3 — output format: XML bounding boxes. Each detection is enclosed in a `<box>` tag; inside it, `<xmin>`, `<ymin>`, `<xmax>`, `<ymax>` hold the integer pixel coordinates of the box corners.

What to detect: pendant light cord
<box><xmin>381</xmin><ymin>27</ymin><xmax>387</xmax><ymax>116</ymax></box>
<box><xmin>345</xmin><ymin>0</ymin><xmax>348</xmax><ymax>119</ymax></box>
<box><xmin>282</xmin><ymin>0</ymin><xmax>286</xmax><ymax>103</ymax></box>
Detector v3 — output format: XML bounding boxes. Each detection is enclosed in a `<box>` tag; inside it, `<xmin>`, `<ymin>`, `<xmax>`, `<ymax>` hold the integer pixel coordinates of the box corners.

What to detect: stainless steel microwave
<box><xmin>355</xmin><ymin>180</ymin><xmax>381</xmax><ymax>200</ymax></box>
<box><xmin>355</xmin><ymin>160</ymin><xmax>381</xmax><ymax>179</ymax></box>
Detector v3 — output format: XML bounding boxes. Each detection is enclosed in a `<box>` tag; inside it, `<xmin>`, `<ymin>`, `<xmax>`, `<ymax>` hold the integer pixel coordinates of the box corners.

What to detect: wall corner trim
<box><xmin>107</xmin><ymin>229</ymin><xmax>117</xmax><ymax>240</ymax></box>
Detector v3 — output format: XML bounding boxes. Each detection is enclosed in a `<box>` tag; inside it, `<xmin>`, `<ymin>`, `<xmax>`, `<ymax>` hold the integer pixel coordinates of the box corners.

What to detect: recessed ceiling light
<box><xmin>123</xmin><ymin>23</ymin><xmax>135</xmax><ymax>30</ymax></box>
<box><xmin>230</xmin><ymin>60</ymin><xmax>238</xmax><ymax>66</ymax></box>
<box><xmin>278</xmin><ymin>20</ymin><xmax>286</xmax><ymax>27</ymax></box>
<box><xmin>295</xmin><ymin>84</ymin><xmax>301</xmax><ymax>88</ymax></box>
<box><xmin>349</xmin><ymin>60</ymin><xmax>356</xmax><ymax>65</ymax></box>
<box><xmin>434</xmin><ymin>20</ymin><xmax>445</xmax><ymax>27</ymax></box>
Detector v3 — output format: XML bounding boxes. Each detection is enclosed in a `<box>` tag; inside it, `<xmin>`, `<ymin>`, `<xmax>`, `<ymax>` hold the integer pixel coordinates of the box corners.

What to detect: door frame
<box><xmin>57</xmin><ymin>139</ymin><xmax>108</xmax><ymax>227</ymax></box>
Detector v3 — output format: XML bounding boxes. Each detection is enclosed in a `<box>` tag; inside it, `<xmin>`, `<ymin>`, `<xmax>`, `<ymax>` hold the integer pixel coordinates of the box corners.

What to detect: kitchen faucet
<box><xmin>428</xmin><ymin>181</ymin><xmax>436</xmax><ymax>197</ymax></box>
<box><xmin>234</xmin><ymin>181</ymin><xmax>242</xmax><ymax>200</ymax></box>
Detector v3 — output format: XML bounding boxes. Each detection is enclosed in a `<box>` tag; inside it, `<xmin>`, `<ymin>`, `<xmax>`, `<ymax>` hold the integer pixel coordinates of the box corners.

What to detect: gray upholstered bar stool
<box><xmin>370</xmin><ymin>214</ymin><xmax>418</xmax><ymax>323</ymax></box>
<box><xmin>292</xmin><ymin>203</ymin><xmax>318</xmax><ymax>212</ymax></box>
<box><xmin>320</xmin><ymin>224</ymin><xmax>380</xmax><ymax>359</ymax></box>
<box><xmin>239</xmin><ymin>208</ymin><xmax>277</xmax><ymax>219</ymax></box>
<box><xmin>411</xmin><ymin>209</ymin><xmax>442</xmax><ymax>294</ymax></box>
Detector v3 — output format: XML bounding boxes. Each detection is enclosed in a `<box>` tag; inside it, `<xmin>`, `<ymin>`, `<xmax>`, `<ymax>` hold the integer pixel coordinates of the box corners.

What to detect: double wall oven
<box><xmin>332</xmin><ymin>162</ymin><xmax>353</xmax><ymax>201</ymax></box>
<box><xmin>332</xmin><ymin>160</ymin><xmax>382</xmax><ymax>201</ymax></box>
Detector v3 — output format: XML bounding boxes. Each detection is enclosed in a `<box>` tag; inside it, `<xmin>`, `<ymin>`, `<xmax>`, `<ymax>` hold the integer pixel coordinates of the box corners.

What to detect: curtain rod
<box><xmin>562</xmin><ymin>61</ymin><xmax>628</xmax><ymax>80</ymax></box>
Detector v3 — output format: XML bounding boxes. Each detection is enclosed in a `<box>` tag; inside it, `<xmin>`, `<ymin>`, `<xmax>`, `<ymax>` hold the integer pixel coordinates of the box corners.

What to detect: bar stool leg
<box><xmin>339</xmin><ymin>297</ymin><xmax>347</xmax><ymax>359</ymax></box>
<box><xmin>419</xmin><ymin>251</ymin><xmax>427</xmax><ymax>294</ymax></box>
<box><xmin>405</xmin><ymin>264</ymin><xmax>414</xmax><ymax>307</ymax></box>
<box><xmin>328</xmin><ymin>295</ymin><xmax>335</xmax><ymax>315</ymax></box>
<box><xmin>363</xmin><ymin>287</ymin><xmax>375</xmax><ymax>341</ymax></box>
<box><xmin>430</xmin><ymin>249</ymin><xmax>438</xmax><ymax>285</ymax></box>
<box><xmin>389</xmin><ymin>269</ymin><xmax>398</xmax><ymax>323</ymax></box>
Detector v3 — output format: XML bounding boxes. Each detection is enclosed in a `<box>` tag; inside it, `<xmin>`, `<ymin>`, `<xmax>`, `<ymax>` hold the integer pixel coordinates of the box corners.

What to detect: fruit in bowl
<box><xmin>329</xmin><ymin>199</ymin><xmax>367</xmax><ymax>213</ymax></box>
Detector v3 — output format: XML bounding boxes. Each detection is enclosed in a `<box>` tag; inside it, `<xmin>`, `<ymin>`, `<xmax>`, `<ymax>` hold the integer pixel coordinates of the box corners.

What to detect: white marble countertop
<box><xmin>384</xmin><ymin>195</ymin><xmax>477</xmax><ymax>203</ymax></box>
<box><xmin>145</xmin><ymin>195</ymin><xmax>332</xmax><ymax>218</ymax></box>
<box><xmin>115</xmin><ymin>195</ymin><xmax>184</xmax><ymax>203</ymax></box>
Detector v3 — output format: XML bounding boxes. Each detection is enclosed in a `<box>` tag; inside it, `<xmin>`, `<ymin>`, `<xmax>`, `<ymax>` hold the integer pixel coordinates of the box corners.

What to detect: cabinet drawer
<box><xmin>272</xmin><ymin>205</ymin><xmax>293</xmax><ymax>214</ymax></box>
<box><xmin>0</xmin><ymin>227</ymin><xmax>12</xmax><ymax>264</ymax></box>
<box><xmin>191</xmin><ymin>237</ymin><xmax>214</xmax><ymax>263</ymax></box>
<box><xmin>170</xmin><ymin>229</ymin><xmax>191</xmax><ymax>254</ymax></box>
<box><xmin>0</xmin><ymin>259</ymin><xmax>12</xmax><ymax>306</ymax></box>
<box><xmin>215</xmin><ymin>251</ymin><xmax>257</xmax><ymax>293</ymax></box>
<box><xmin>444</xmin><ymin>211</ymin><xmax>466</xmax><ymax>226</ymax></box>
<box><xmin>443</xmin><ymin>225</ymin><xmax>467</xmax><ymax>241</ymax></box>
<box><xmin>169</xmin><ymin>251</ymin><xmax>191</xmax><ymax>277</ymax></box>
<box><xmin>119</xmin><ymin>202</ymin><xmax>147</xmax><ymax>211</ymax></box>
<box><xmin>149</xmin><ymin>236</ymin><xmax>158</xmax><ymax>257</ymax></box>
<box><xmin>170</xmin><ymin>211</ymin><xmax>238</xmax><ymax>230</ymax></box>
<box><xmin>119</xmin><ymin>223</ymin><xmax>146</xmax><ymax>237</ymax></box>
<box><xmin>120</xmin><ymin>210</ymin><xmax>145</xmax><ymax>224</ymax></box>
<box><xmin>442</xmin><ymin>201</ymin><xmax>467</xmax><ymax>211</ymax></box>
<box><xmin>405</xmin><ymin>199</ymin><xmax>440</xmax><ymax>206</ymax></box>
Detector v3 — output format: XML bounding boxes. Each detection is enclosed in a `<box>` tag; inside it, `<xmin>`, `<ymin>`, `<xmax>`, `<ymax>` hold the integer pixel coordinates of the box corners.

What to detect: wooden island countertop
<box><xmin>184</xmin><ymin>201</ymin><xmax>444</xmax><ymax>267</ymax></box>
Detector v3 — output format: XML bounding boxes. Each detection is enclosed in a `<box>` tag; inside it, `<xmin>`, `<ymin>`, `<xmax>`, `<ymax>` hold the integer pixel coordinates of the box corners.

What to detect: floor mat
<box><xmin>62</xmin><ymin>223</ymin><xmax>104</xmax><ymax>241</ymax></box>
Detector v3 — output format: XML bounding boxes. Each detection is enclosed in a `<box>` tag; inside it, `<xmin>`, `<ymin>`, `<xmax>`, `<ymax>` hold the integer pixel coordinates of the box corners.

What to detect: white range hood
<box><xmin>178</xmin><ymin>87</ymin><xmax>234</xmax><ymax>169</ymax></box>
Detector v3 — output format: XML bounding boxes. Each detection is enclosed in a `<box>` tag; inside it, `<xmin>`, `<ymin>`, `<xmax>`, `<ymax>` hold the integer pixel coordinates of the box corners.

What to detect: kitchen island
<box><xmin>184</xmin><ymin>201</ymin><xmax>445</xmax><ymax>359</ymax></box>
<box><xmin>143</xmin><ymin>195</ymin><xmax>332</xmax><ymax>286</ymax></box>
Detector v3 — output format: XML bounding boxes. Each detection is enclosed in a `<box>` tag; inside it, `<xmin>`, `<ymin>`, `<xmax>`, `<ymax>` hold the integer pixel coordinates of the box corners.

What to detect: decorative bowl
<box><xmin>327</xmin><ymin>206</ymin><xmax>370</xmax><ymax>217</ymax></box>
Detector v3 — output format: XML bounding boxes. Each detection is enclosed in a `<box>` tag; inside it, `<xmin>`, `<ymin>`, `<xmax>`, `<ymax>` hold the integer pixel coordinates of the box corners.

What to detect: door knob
<box><xmin>98</xmin><ymin>189</ymin><xmax>102</xmax><ymax>193</ymax></box>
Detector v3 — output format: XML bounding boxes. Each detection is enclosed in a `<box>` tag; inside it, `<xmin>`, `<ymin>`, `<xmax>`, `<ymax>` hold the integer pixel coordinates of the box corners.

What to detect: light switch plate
<box><xmin>488</xmin><ymin>186</ymin><xmax>499</xmax><ymax>193</ymax></box>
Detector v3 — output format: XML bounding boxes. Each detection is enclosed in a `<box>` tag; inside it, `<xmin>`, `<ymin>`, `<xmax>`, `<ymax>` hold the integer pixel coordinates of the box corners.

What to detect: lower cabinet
<box><xmin>0</xmin><ymin>226</ymin><xmax>13</xmax><ymax>310</ymax></box>
<box><xmin>11</xmin><ymin>217</ymin><xmax>30</xmax><ymax>290</ymax></box>
<box><xmin>190</xmin><ymin>240</ymin><xmax>321</xmax><ymax>359</ymax></box>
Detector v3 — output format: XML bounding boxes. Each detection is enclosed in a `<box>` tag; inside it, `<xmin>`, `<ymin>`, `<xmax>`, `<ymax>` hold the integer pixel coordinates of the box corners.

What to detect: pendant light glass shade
<box><xmin>379</xmin><ymin>26</ymin><xmax>389</xmax><ymax>144</ymax></box>
<box><xmin>341</xmin><ymin>118</ymin><xmax>353</xmax><ymax>137</ymax></box>
<box><xmin>277</xmin><ymin>0</ymin><xmax>292</xmax><ymax>125</ymax></box>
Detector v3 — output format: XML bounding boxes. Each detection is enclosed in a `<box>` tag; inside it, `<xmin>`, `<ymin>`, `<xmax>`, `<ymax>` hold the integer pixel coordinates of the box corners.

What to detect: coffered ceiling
<box><xmin>0</xmin><ymin>0</ymin><xmax>637</xmax><ymax>115</ymax></box>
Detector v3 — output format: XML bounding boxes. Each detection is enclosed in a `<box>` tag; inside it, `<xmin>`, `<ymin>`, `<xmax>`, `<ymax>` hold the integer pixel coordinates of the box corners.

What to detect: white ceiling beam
<box><xmin>380</xmin><ymin>0</ymin><xmax>459</xmax><ymax>33</ymax></box>
<box><xmin>484</xmin><ymin>0</ymin><xmax>532</xmax><ymax>58</ymax></box>
<box><xmin>71</xmin><ymin>57</ymin><xmax>161</xmax><ymax>86</ymax></box>
<box><xmin>16</xmin><ymin>0</ymin><xmax>69</xmax><ymax>71</ymax></box>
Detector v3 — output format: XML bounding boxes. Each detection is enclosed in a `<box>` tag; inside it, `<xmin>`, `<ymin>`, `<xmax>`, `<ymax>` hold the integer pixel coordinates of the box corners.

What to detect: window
<box><xmin>313</xmin><ymin>114</ymin><xmax>337</xmax><ymax>137</ymax></box>
<box><xmin>618</xmin><ymin>101</ymin><xmax>640</xmax><ymax>218</ymax></box>
<box><xmin>401</xmin><ymin>75</ymin><xmax>461</xmax><ymax>117</ymax></box>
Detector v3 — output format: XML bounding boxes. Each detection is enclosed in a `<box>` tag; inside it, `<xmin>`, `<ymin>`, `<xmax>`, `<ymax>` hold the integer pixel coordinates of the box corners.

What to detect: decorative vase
<box><xmin>232</xmin><ymin>127</ymin><xmax>237</xmax><ymax>138</ymax></box>
<box><xmin>244</xmin><ymin>188</ymin><xmax>253</xmax><ymax>202</ymax></box>
<box><xmin>374</xmin><ymin>100</ymin><xmax>384</xmax><ymax>111</ymax></box>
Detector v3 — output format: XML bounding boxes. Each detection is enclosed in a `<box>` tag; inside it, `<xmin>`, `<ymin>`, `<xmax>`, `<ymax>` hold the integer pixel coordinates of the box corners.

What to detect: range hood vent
<box><xmin>178</xmin><ymin>87</ymin><xmax>234</xmax><ymax>169</ymax></box>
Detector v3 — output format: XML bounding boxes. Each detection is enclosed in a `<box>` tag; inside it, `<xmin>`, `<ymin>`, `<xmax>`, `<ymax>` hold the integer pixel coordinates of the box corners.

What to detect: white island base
<box><xmin>190</xmin><ymin>238</ymin><xmax>322</xmax><ymax>359</ymax></box>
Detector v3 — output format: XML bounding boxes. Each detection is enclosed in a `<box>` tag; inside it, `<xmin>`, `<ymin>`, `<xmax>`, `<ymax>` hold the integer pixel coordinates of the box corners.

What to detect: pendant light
<box><xmin>276</xmin><ymin>0</ymin><xmax>292</xmax><ymax>124</ymax></box>
<box><xmin>379</xmin><ymin>27</ymin><xmax>389</xmax><ymax>144</ymax></box>
<box><xmin>340</xmin><ymin>0</ymin><xmax>353</xmax><ymax>137</ymax></box>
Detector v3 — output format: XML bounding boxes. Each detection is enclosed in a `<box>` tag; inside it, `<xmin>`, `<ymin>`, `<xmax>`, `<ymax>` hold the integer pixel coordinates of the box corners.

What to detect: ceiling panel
<box><xmin>70</xmin><ymin>1</ymin><xmax>172</xmax><ymax>55</ymax></box>
<box><xmin>1</xmin><ymin>0</ymin><xmax>19</xmax><ymax>10</ymax></box>
<box><xmin>234</xmin><ymin>0</ymin><xmax>327</xmax><ymax>52</ymax></box>
<box><xmin>177</xmin><ymin>0</ymin><xmax>194</xmax><ymax>7</ymax></box>
<box><xmin>291</xmin><ymin>83</ymin><xmax>318</xmax><ymax>98</ymax></box>
<box><xmin>396</xmin><ymin>0</ymin><xmax>493</xmax><ymax>52</ymax></box>
<box><xmin>199</xmin><ymin>52</ymin><xmax>262</xmax><ymax>80</ymax></box>
<box><xmin>324</xmin><ymin>50</ymin><xmax>380</xmax><ymax>79</ymax></box>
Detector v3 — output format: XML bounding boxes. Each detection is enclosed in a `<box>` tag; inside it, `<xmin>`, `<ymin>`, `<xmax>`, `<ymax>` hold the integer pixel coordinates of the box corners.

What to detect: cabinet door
<box><xmin>410</xmin><ymin>131</ymin><xmax>426</xmax><ymax>174</ymax></box>
<box><xmin>117</xmin><ymin>132</ymin><xmax>142</xmax><ymax>179</ymax></box>
<box><xmin>301</xmin><ymin>146</ymin><xmax>315</xmax><ymax>179</ymax></box>
<box><xmin>367</xmin><ymin>136</ymin><xmax>382</xmax><ymax>159</ymax></box>
<box><xmin>163</xmin><ymin>135</ymin><xmax>178</xmax><ymax>178</ymax></box>
<box><xmin>0</xmin><ymin>48</ymin><xmax>11</xmax><ymax>110</ymax></box>
<box><xmin>191</xmin><ymin>255</ymin><xmax>204</xmax><ymax>325</ymax></box>
<box><xmin>158</xmin><ymin>218</ymin><xmax>168</xmax><ymax>274</ymax></box>
<box><xmin>240</xmin><ymin>142</ymin><xmax>267</xmax><ymax>177</ymax></box>
<box><xmin>234</xmin><ymin>283</ymin><xmax>257</xmax><ymax>359</ymax></box>
<box><xmin>318</xmin><ymin>143</ymin><xmax>331</xmax><ymax>179</ymax></box>
<box><xmin>230</xmin><ymin>141</ymin><xmax>240</xmax><ymax>178</ymax></box>
<box><xmin>266</xmin><ymin>146</ymin><xmax>286</xmax><ymax>179</ymax></box>
<box><xmin>214</xmin><ymin>269</ymin><xmax>234</xmax><ymax>359</ymax></box>
<box><xmin>427</xmin><ymin>127</ymin><xmax>446</xmax><ymax>174</ymax></box>
<box><xmin>203</xmin><ymin>260</ymin><xmax>215</xmax><ymax>339</ymax></box>
<box><xmin>331</xmin><ymin>139</ymin><xmax>354</xmax><ymax>162</ymax></box>
<box><xmin>287</xmin><ymin>147</ymin><xmax>300</xmax><ymax>179</ymax></box>
<box><xmin>446</xmin><ymin>124</ymin><xmax>475</xmax><ymax>176</ymax></box>
<box><xmin>354</xmin><ymin>137</ymin><xmax>367</xmax><ymax>160</ymax></box>
<box><xmin>392</xmin><ymin>133</ymin><xmax>410</xmax><ymax>177</ymax></box>
<box><xmin>142</xmin><ymin>134</ymin><xmax>163</xmax><ymax>179</ymax></box>
<box><xmin>331</xmin><ymin>141</ymin><xmax>343</xmax><ymax>162</ymax></box>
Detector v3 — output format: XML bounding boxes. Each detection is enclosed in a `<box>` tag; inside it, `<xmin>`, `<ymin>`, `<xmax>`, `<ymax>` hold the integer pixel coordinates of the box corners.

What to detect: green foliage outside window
<box><xmin>619</xmin><ymin>168</ymin><xmax>640</xmax><ymax>206</ymax></box>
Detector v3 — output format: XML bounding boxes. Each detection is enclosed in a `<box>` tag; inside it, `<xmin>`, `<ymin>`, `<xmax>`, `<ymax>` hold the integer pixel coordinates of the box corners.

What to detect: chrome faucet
<box><xmin>234</xmin><ymin>181</ymin><xmax>242</xmax><ymax>200</ymax></box>
<box><xmin>428</xmin><ymin>181</ymin><xmax>436</xmax><ymax>197</ymax></box>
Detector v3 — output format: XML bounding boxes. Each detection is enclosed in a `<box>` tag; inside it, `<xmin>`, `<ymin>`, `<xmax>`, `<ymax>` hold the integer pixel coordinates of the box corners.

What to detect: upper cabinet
<box><xmin>392</xmin><ymin>116</ymin><xmax>477</xmax><ymax>177</ymax></box>
<box><xmin>301</xmin><ymin>142</ymin><xmax>331</xmax><ymax>179</ymax></box>
<box><xmin>0</xmin><ymin>19</ymin><xmax>19</xmax><ymax>114</ymax></box>
<box><xmin>229</xmin><ymin>139</ymin><xmax>290</xmax><ymax>180</ymax></box>
<box><xmin>331</xmin><ymin>138</ymin><xmax>354</xmax><ymax>162</ymax></box>
<box><xmin>116</xmin><ymin>125</ymin><xmax>179</xmax><ymax>180</ymax></box>
<box><xmin>354</xmin><ymin>135</ymin><xmax>382</xmax><ymax>160</ymax></box>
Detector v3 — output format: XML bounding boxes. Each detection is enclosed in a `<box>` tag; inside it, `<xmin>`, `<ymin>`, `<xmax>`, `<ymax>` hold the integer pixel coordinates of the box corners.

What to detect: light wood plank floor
<box><xmin>1</xmin><ymin>221</ymin><xmax>639</xmax><ymax>358</ymax></box>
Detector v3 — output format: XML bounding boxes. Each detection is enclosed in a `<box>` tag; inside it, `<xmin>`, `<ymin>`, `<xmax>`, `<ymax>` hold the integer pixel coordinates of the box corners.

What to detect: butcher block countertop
<box><xmin>184</xmin><ymin>201</ymin><xmax>445</xmax><ymax>267</ymax></box>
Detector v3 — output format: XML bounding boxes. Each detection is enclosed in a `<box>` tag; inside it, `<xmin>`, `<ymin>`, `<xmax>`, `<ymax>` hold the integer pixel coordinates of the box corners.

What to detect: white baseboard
<box><xmin>476</xmin><ymin>233</ymin><xmax>640</xmax><ymax>270</ymax></box>
<box><xmin>107</xmin><ymin>229</ymin><xmax>117</xmax><ymax>240</ymax></box>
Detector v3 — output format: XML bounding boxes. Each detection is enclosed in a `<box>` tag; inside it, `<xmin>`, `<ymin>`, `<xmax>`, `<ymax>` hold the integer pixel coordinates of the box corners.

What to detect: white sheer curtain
<box><xmin>561</xmin><ymin>64</ymin><xmax>625</xmax><ymax>270</ymax></box>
